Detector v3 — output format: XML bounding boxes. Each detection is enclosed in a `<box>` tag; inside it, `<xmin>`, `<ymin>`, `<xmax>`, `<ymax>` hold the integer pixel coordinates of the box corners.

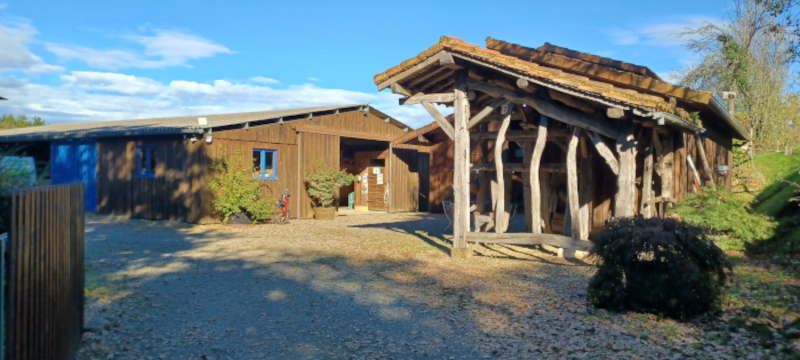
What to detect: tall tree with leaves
<box><xmin>0</xmin><ymin>114</ymin><xmax>46</xmax><ymax>129</ymax></box>
<box><xmin>679</xmin><ymin>0</ymin><xmax>800</xmax><ymax>150</ymax></box>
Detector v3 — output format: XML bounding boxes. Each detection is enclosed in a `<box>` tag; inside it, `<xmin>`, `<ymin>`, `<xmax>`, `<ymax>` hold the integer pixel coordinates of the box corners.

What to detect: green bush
<box><xmin>588</xmin><ymin>217</ymin><xmax>732</xmax><ymax>320</ymax></box>
<box><xmin>304</xmin><ymin>161</ymin><xmax>354</xmax><ymax>208</ymax></box>
<box><xmin>208</xmin><ymin>149</ymin><xmax>273</xmax><ymax>224</ymax></box>
<box><xmin>670</xmin><ymin>185</ymin><xmax>776</xmax><ymax>250</ymax></box>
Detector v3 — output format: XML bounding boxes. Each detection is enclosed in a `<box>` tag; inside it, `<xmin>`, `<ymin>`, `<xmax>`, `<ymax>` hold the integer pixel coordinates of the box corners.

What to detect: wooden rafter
<box><xmin>465</xmin><ymin>77</ymin><xmax>620</xmax><ymax>139</ymax></box>
<box><xmin>420</xmin><ymin>102</ymin><xmax>454</xmax><ymax>140</ymax></box>
<box><xmin>467</xmin><ymin>98</ymin><xmax>506</xmax><ymax>129</ymax></box>
<box><xmin>587</xmin><ymin>131</ymin><xmax>619</xmax><ymax>176</ymax></box>
<box><xmin>400</xmin><ymin>92</ymin><xmax>455</xmax><ymax>105</ymax></box>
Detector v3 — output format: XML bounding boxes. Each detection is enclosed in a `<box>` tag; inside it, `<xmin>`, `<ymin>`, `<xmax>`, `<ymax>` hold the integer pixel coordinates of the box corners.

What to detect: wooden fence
<box><xmin>5</xmin><ymin>183</ymin><xmax>85</xmax><ymax>360</ymax></box>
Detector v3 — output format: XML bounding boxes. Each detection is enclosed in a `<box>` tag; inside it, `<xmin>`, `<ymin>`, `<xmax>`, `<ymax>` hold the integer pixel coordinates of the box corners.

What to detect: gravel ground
<box><xmin>77</xmin><ymin>211</ymin><xmax>798</xmax><ymax>360</ymax></box>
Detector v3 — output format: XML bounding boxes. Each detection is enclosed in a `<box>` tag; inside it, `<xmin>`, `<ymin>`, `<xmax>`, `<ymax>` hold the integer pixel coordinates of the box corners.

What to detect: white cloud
<box><xmin>307</xmin><ymin>77</ymin><xmax>322</xmax><ymax>82</ymax></box>
<box><xmin>250</xmin><ymin>76</ymin><xmax>280</xmax><ymax>84</ymax></box>
<box><xmin>45</xmin><ymin>29</ymin><xmax>232</xmax><ymax>70</ymax></box>
<box><xmin>0</xmin><ymin>74</ymin><xmax>438</xmax><ymax>129</ymax></box>
<box><xmin>60</xmin><ymin>71</ymin><xmax>163</xmax><ymax>96</ymax></box>
<box><xmin>610</xmin><ymin>16</ymin><xmax>722</xmax><ymax>47</ymax></box>
<box><xmin>0</xmin><ymin>23</ymin><xmax>62</xmax><ymax>73</ymax></box>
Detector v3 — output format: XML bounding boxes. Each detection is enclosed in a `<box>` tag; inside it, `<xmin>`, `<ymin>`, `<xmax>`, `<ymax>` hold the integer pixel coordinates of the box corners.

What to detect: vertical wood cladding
<box><xmin>97</xmin><ymin>136</ymin><xmax>208</xmax><ymax>223</ymax></box>
<box><xmin>390</xmin><ymin>146</ymin><xmax>422</xmax><ymax>213</ymax></box>
<box><xmin>94</xmin><ymin>108</ymin><xmax>409</xmax><ymax>223</ymax></box>
<box><xmin>297</xmin><ymin>132</ymin><xmax>340</xmax><ymax>218</ymax></box>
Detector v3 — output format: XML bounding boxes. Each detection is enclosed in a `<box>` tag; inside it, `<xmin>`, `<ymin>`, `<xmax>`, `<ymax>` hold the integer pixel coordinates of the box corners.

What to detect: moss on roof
<box><xmin>375</xmin><ymin>36</ymin><xmax>692</xmax><ymax>121</ymax></box>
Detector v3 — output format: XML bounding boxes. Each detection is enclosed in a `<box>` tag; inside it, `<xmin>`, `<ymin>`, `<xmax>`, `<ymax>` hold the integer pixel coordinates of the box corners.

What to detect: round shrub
<box><xmin>588</xmin><ymin>216</ymin><xmax>732</xmax><ymax>320</ymax></box>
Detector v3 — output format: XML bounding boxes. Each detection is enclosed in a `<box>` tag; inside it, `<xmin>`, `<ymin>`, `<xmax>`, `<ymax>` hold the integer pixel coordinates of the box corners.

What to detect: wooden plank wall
<box><xmin>428</xmin><ymin>140</ymin><xmax>454</xmax><ymax>213</ymax></box>
<box><xmin>6</xmin><ymin>183</ymin><xmax>85</xmax><ymax>360</ymax></box>
<box><xmin>418</xmin><ymin>149</ymin><xmax>431</xmax><ymax>212</ymax></box>
<box><xmin>390</xmin><ymin>146</ymin><xmax>421</xmax><ymax>213</ymax></box>
<box><xmin>672</xmin><ymin>132</ymin><xmax>732</xmax><ymax>200</ymax></box>
<box><xmin>97</xmin><ymin>136</ymin><xmax>208</xmax><ymax>223</ymax></box>
<box><xmin>204</xmin><ymin>138</ymin><xmax>297</xmax><ymax>220</ymax></box>
<box><xmin>298</xmin><ymin>132</ymin><xmax>340</xmax><ymax>218</ymax></box>
<box><xmin>95</xmin><ymin>109</ymin><xmax>410</xmax><ymax>222</ymax></box>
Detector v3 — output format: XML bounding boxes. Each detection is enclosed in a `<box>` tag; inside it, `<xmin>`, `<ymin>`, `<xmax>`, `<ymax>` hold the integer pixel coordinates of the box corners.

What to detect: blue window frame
<box><xmin>253</xmin><ymin>149</ymin><xmax>277</xmax><ymax>180</ymax></box>
<box><xmin>136</xmin><ymin>146</ymin><xmax>156</xmax><ymax>178</ymax></box>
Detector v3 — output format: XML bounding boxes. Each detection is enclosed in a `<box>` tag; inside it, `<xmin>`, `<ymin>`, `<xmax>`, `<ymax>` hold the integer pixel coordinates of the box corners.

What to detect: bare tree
<box><xmin>679</xmin><ymin>0</ymin><xmax>800</xmax><ymax>151</ymax></box>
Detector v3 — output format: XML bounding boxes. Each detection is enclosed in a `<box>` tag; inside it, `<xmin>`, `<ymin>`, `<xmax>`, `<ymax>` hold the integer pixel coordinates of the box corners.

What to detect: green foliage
<box><xmin>0</xmin><ymin>147</ymin><xmax>43</xmax><ymax>233</ymax></box>
<box><xmin>208</xmin><ymin>149</ymin><xmax>273</xmax><ymax>224</ymax></box>
<box><xmin>304</xmin><ymin>161</ymin><xmax>354</xmax><ymax>208</ymax></box>
<box><xmin>588</xmin><ymin>217</ymin><xmax>732</xmax><ymax>320</ymax></box>
<box><xmin>670</xmin><ymin>185</ymin><xmax>776</xmax><ymax>250</ymax></box>
<box><xmin>0</xmin><ymin>114</ymin><xmax>45</xmax><ymax>130</ymax></box>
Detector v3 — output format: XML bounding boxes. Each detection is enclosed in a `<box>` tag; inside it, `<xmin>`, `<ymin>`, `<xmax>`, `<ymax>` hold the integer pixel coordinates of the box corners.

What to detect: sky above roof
<box><xmin>0</xmin><ymin>0</ymin><xmax>731</xmax><ymax>129</ymax></box>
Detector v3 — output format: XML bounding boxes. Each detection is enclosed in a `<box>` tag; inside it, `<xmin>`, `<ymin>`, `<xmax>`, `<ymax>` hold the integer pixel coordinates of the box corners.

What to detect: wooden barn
<box><xmin>376</xmin><ymin>36</ymin><xmax>749</xmax><ymax>257</ymax></box>
<box><xmin>0</xmin><ymin>104</ymin><xmax>429</xmax><ymax>222</ymax></box>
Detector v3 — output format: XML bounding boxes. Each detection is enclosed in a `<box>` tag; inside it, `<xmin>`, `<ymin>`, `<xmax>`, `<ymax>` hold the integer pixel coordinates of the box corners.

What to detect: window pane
<box><xmin>138</xmin><ymin>148</ymin><xmax>147</xmax><ymax>175</ymax></box>
<box><xmin>253</xmin><ymin>150</ymin><xmax>262</xmax><ymax>177</ymax></box>
<box><xmin>264</xmin><ymin>151</ymin><xmax>274</xmax><ymax>177</ymax></box>
<box><xmin>149</xmin><ymin>149</ymin><xmax>156</xmax><ymax>175</ymax></box>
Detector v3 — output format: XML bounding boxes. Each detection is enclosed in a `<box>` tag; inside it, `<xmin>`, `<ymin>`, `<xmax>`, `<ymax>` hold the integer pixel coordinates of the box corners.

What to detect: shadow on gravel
<box><xmin>81</xmin><ymin>213</ymin><xmax>732</xmax><ymax>360</ymax></box>
<box><xmin>83</xmin><ymin>216</ymin><xmax>492</xmax><ymax>359</ymax></box>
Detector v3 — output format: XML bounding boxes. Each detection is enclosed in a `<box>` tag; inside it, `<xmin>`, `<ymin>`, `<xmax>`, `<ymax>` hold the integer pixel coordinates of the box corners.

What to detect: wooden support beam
<box><xmin>451</xmin><ymin>70</ymin><xmax>471</xmax><ymax>258</ymax></box>
<box><xmin>652</xmin><ymin>129</ymin><xmax>663</xmax><ymax>177</ymax></box>
<box><xmin>420</xmin><ymin>102</ymin><xmax>455</xmax><ymax>140</ymax></box>
<box><xmin>466</xmin><ymin>232</ymin><xmax>592</xmax><ymax>252</ymax></box>
<box><xmin>614</xmin><ymin>128</ymin><xmax>637</xmax><ymax>218</ymax></box>
<box><xmin>467</xmin><ymin>98</ymin><xmax>506</xmax><ymax>130</ymax></box>
<box><xmin>641</xmin><ymin>132</ymin><xmax>654</xmax><ymax>218</ymax></box>
<box><xmin>465</xmin><ymin>77</ymin><xmax>620</xmax><ymax>139</ymax></box>
<box><xmin>470</xmin><ymin>130</ymin><xmax>567</xmax><ymax>141</ymax></box>
<box><xmin>477</xmin><ymin>141</ymin><xmax>491</xmax><ymax>213</ymax></box>
<box><xmin>471</xmin><ymin>162</ymin><xmax>565</xmax><ymax>173</ymax></box>
<box><xmin>494</xmin><ymin>112</ymin><xmax>512</xmax><ymax>233</ymax></box>
<box><xmin>567</xmin><ymin>127</ymin><xmax>581</xmax><ymax>240</ymax></box>
<box><xmin>578</xmin><ymin>143</ymin><xmax>592</xmax><ymax>240</ymax></box>
<box><xmin>400</xmin><ymin>92</ymin><xmax>456</xmax><ymax>105</ymax></box>
<box><xmin>606</xmin><ymin>107</ymin><xmax>626</xmax><ymax>119</ymax></box>
<box><xmin>548</xmin><ymin>89</ymin><xmax>595</xmax><ymax>114</ymax></box>
<box><xmin>529</xmin><ymin>116</ymin><xmax>549</xmax><ymax>234</ymax></box>
<box><xmin>522</xmin><ymin>140</ymin><xmax>533</xmax><ymax>232</ymax></box>
<box><xmin>439</xmin><ymin>52</ymin><xmax>460</xmax><ymax>69</ymax></box>
<box><xmin>661</xmin><ymin>133</ymin><xmax>674</xmax><ymax>208</ymax></box>
<box><xmin>587</xmin><ymin>131</ymin><xmax>619</xmax><ymax>176</ymax></box>
<box><xmin>390</xmin><ymin>83</ymin><xmax>412</xmax><ymax>97</ymax></box>
<box><xmin>694</xmin><ymin>132</ymin><xmax>715</xmax><ymax>184</ymax></box>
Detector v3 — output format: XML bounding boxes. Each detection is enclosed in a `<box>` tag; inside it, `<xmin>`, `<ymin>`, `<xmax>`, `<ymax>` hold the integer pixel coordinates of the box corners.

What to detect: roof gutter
<box><xmin>0</xmin><ymin>128</ymin><xmax>205</xmax><ymax>143</ymax></box>
<box><xmin>652</xmin><ymin>111</ymin><xmax>705</xmax><ymax>134</ymax></box>
<box><xmin>708</xmin><ymin>97</ymin><xmax>749</xmax><ymax>140</ymax></box>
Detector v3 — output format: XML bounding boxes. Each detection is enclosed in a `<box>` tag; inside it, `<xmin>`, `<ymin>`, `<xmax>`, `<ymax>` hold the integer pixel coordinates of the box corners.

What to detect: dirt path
<box><xmin>78</xmin><ymin>211</ymin><xmax>796</xmax><ymax>359</ymax></box>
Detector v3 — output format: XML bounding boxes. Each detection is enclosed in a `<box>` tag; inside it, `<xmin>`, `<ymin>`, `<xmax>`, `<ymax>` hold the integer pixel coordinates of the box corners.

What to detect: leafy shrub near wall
<box><xmin>670</xmin><ymin>185</ymin><xmax>776</xmax><ymax>251</ymax></box>
<box><xmin>304</xmin><ymin>161</ymin><xmax>354</xmax><ymax>208</ymax></box>
<box><xmin>208</xmin><ymin>149</ymin><xmax>273</xmax><ymax>224</ymax></box>
<box><xmin>588</xmin><ymin>217</ymin><xmax>732</xmax><ymax>320</ymax></box>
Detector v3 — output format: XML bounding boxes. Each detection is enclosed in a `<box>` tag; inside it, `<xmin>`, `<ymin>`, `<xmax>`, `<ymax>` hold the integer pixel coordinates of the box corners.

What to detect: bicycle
<box><xmin>273</xmin><ymin>189</ymin><xmax>291</xmax><ymax>224</ymax></box>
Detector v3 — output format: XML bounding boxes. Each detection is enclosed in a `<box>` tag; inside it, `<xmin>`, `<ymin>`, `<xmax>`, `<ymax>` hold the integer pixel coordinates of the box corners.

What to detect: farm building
<box><xmin>0</xmin><ymin>104</ymin><xmax>429</xmax><ymax>222</ymax></box>
<box><xmin>377</xmin><ymin>36</ymin><xmax>749</xmax><ymax>257</ymax></box>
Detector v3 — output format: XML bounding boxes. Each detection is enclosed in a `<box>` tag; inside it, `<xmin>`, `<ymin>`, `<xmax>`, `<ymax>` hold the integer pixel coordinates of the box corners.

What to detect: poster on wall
<box><xmin>373</xmin><ymin>166</ymin><xmax>380</xmax><ymax>174</ymax></box>
<box><xmin>362</xmin><ymin>176</ymin><xmax>368</xmax><ymax>194</ymax></box>
<box><xmin>377</xmin><ymin>173</ymin><xmax>384</xmax><ymax>185</ymax></box>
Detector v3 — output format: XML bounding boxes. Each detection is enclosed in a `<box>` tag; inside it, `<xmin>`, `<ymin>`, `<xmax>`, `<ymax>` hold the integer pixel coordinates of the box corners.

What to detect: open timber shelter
<box><xmin>377</xmin><ymin>36</ymin><xmax>749</xmax><ymax>258</ymax></box>
<box><xmin>0</xmin><ymin>104</ymin><xmax>430</xmax><ymax>222</ymax></box>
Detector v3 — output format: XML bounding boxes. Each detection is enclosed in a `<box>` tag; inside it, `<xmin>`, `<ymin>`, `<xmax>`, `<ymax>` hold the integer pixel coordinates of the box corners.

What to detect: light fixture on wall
<box><xmin>205</xmin><ymin>128</ymin><xmax>213</xmax><ymax>144</ymax></box>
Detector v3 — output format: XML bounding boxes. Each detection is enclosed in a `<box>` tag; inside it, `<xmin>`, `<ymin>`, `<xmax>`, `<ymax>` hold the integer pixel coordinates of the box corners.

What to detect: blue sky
<box><xmin>0</xmin><ymin>0</ymin><xmax>732</xmax><ymax>128</ymax></box>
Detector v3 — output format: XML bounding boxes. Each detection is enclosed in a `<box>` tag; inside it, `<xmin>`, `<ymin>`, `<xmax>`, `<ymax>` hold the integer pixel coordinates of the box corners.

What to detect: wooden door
<box><xmin>367</xmin><ymin>165</ymin><xmax>386</xmax><ymax>211</ymax></box>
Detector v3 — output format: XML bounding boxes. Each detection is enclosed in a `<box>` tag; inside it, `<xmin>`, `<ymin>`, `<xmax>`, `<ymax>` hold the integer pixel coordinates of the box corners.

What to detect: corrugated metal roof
<box><xmin>0</xmin><ymin>104</ymin><xmax>410</xmax><ymax>142</ymax></box>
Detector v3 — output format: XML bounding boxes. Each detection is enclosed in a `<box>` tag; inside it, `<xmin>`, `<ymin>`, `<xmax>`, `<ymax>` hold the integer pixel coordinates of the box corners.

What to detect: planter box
<box><xmin>313</xmin><ymin>207</ymin><xmax>336</xmax><ymax>220</ymax></box>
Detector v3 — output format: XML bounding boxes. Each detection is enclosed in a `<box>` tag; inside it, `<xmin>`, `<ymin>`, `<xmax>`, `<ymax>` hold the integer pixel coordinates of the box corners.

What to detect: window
<box><xmin>136</xmin><ymin>146</ymin><xmax>156</xmax><ymax>178</ymax></box>
<box><xmin>253</xmin><ymin>149</ymin><xmax>277</xmax><ymax>180</ymax></box>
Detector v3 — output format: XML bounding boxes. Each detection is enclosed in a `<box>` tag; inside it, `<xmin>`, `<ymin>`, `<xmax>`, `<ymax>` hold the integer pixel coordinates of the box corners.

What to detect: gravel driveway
<box><xmin>78</xmin><ymin>211</ymin><xmax>793</xmax><ymax>359</ymax></box>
